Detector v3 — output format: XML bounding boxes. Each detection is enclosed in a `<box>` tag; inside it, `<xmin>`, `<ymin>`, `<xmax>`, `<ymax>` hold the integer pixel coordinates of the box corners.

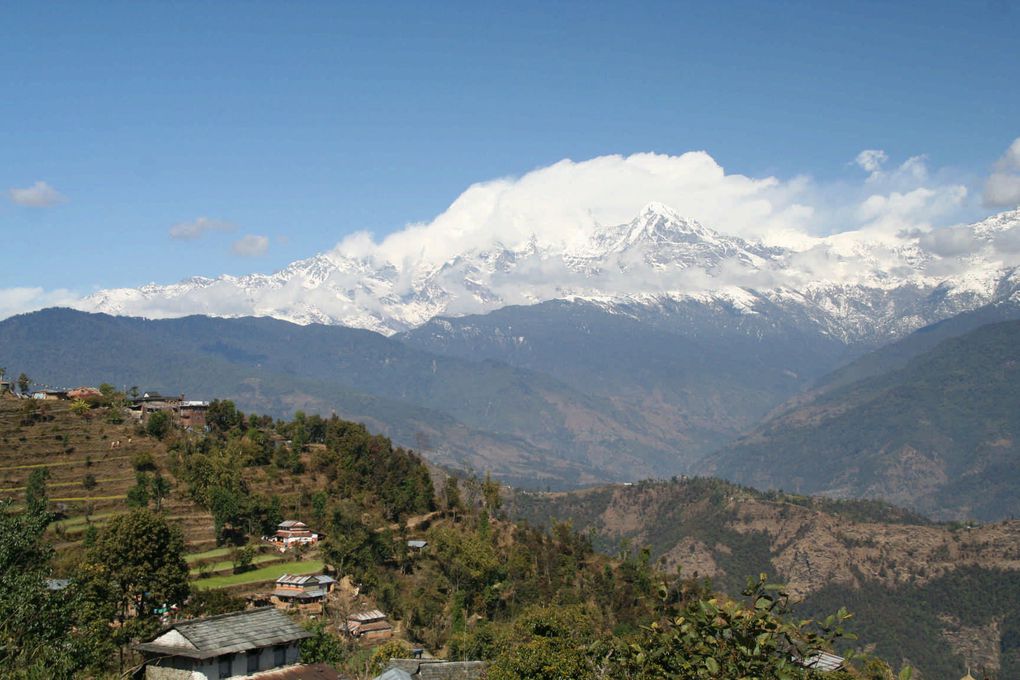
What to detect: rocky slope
<box><xmin>509</xmin><ymin>477</ymin><xmax>1020</xmax><ymax>678</ymax></box>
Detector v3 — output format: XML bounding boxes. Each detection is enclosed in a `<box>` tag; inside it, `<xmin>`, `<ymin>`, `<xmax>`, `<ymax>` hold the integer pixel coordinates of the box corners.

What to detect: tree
<box><xmin>146</xmin><ymin>410</ymin><xmax>171</xmax><ymax>439</ymax></box>
<box><xmin>486</xmin><ymin>604</ymin><xmax>603</xmax><ymax>680</ymax></box>
<box><xmin>444</xmin><ymin>476</ymin><xmax>464</xmax><ymax>513</ymax></box>
<box><xmin>151</xmin><ymin>472</ymin><xmax>171</xmax><ymax>511</ymax></box>
<box><xmin>70</xmin><ymin>398</ymin><xmax>90</xmax><ymax>416</ymax></box>
<box><xmin>25</xmin><ymin>468</ymin><xmax>50</xmax><ymax>522</ymax></box>
<box><xmin>611</xmin><ymin>574</ymin><xmax>855</xmax><ymax>679</ymax></box>
<box><xmin>82</xmin><ymin>473</ymin><xmax>97</xmax><ymax>491</ymax></box>
<box><xmin>128</xmin><ymin>385</ymin><xmax>139</xmax><ymax>399</ymax></box>
<box><xmin>81</xmin><ymin>509</ymin><xmax>191</xmax><ymax>628</ymax></box>
<box><xmin>0</xmin><ymin>500</ymin><xmax>114</xmax><ymax>677</ymax></box>
<box><xmin>367</xmin><ymin>639</ymin><xmax>413</xmax><ymax>674</ymax></box>
<box><xmin>17</xmin><ymin>372</ymin><xmax>30</xmax><ymax>395</ymax></box>
<box><xmin>126</xmin><ymin>473</ymin><xmax>151</xmax><ymax>508</ymax></box>
<box><xmin>482</xmin><ymin>472</ymin><xmax>502</xmax><ymax>514</ymax></box>
<box><xmin>301</xmin><ymin>621</ymin><xmax>348</xmax><ymax>668</ymax></box>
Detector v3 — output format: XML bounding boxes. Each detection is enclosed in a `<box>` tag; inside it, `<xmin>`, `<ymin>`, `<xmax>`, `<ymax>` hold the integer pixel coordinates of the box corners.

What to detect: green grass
<box><xmin>190</xmin><ymin>553</ymin><xmax>282</xmax><ymax>575</ymax></box>
<box><xmin>185</xmin><ymin>546</ymin><xmax>231</xmax><ymax>564</ymax></box>
<box><xmin>192</xmin><ymin>558</ymin><xmax>324</xmax><ymax>590</ymax></box>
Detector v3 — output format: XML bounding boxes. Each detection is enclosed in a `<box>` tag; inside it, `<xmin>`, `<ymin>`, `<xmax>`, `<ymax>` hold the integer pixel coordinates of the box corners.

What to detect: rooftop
<box><xmin>275</xmin><ymin>574</ymin><xmax>335</xmax><ymax>586</ymax></box>
<box><xmin>135</xmin><ymin>607</ymin><xmax>310</xmax><ymax>660</ymax></box>
<box><xmin>347</xmin><ymin>609</ymin><xmax>387</xmax><ymax>623</ymax></box>
<box><xmin>377</xmin><ymin>660</ymin><xmax>486</xmax><ymax>680</ymax></box>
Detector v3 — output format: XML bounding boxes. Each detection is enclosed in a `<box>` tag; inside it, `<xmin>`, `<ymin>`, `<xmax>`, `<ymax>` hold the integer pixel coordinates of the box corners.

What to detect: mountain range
<box><xmin>7</xmin><ymin>205</ymin><xmax>1020</xmax><ymax>516</ymax></box>
<box><xmin>79</xmin><ymin>204</ymin><xmax>1020</xmax><ymax>341</ymax></box>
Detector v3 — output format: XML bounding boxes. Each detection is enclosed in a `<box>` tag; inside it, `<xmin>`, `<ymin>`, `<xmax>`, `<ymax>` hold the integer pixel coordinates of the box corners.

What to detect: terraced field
<box><xmin>0</xmin><ymin>397</ymin><xmax>343</xmax><ymax>598</ymax></box>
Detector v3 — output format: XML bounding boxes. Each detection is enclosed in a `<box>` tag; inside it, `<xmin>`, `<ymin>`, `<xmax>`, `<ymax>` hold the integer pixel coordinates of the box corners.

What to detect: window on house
<box><xmin>246</xmin><ymin>649</ymin><xmax>260</xmax><ymax>675</ymax></box>
<box><xmin>274</xmin><ymin>645</ymin><xmax>286</xmax><ymax>667</ymax></box>
<box><xmin>218</xmin><ymin>654</ymin><xmax>233</xmax><ymax>679</ymax></box>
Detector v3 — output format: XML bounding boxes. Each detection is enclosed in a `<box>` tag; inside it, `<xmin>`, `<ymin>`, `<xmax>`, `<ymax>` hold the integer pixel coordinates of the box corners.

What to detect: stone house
<box><xmin>344</xmin><ymin>609</ymin><xmax>393</xmax><ymax>641</ymax></box>
<box><xmin>135</xmin><ymin>607</ymin><xmax>316</xmax><ymax>679</ymax></box>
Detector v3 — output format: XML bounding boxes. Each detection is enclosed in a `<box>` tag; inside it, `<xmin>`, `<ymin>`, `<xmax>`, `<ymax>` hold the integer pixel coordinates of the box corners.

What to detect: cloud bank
<box><xmin>8</xmin><ymin>181</ymin><xmax>66</xmax><ymax>207</ymax></box>
<box><xmin>984</xmin><ymin>137</ymin><xmax>1020</xmax><ymax>208</ymax></box>
<box><xmin>331</xmin><ymin>148</ymin><xmax>971</xmax><ymax>270</ymax></box>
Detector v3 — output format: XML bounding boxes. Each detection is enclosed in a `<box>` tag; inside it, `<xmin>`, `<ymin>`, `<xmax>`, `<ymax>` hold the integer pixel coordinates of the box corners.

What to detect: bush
<box><xmin>132</xmin><ymin>451</ymin><xmax>156</xmax><ymax>472</ymax></box>
<box><xmin>146</xmin><ymin>411</ymin><xmax>171</xmax><ymax>439</ymax></box>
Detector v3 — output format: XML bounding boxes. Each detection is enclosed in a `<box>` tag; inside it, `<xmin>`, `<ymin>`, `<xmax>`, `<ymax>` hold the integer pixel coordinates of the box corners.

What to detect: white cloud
<box><xmin>855</xmin><ymin>149</ymin><xmax>888</xmax><ymax>174</ymax></box>
<box><xmin>73</xmin><ymin>145</ymin><xmax>1020</xmax><ymax>331</ymax></box>
<box><xmin>995</xmin><ymin>138</ymin><xmax>1020</xmax><ymax>171</ymax></box>
<box><xmin>0</xmin><ymin>287</ymin><xmax>79</xmax><ymax>319</ymax></box>
<box><xmin>8</xmin><ymin>181</ymin><xmax>66</xmax><ymax>207</ymax></box>
<box><xmin>232</xmin><ymin>234</ymin><xmax>269</xmax><ymax>257</ymax></box>
<box><xmin>984</xmin><ymin>137</ymin><xmax>1020</xmax><ymax>208</ymax></box>
<box><xmin>333</xmin><ymin>150</ymin><xmax>969</xmax><ymax>269</ymax></box>
<box><xmin>169</xmin><ymin>217</ymin><xmax>235</xmax><ymax>240</ymax></box>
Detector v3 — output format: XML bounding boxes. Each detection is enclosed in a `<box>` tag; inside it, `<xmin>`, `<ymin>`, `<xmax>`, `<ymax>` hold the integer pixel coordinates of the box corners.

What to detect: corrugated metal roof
<box><xmin>136</xmin><ymin>607</ymin><xmax>310</xmax><ymax>659</ymax></box>
<box><xmin>276</xmin><ymin>574</ymin><xmax>335</xmax><ymax>587</ymax></box>
<box><xmin>273</xmin><ymin>588</ymin><xmax>327</xmax><ymax>600</ymax></box>
<box><xmin>279</xmin><ymin>520</ymin><xmax>307</xmax><ymax>528</ymax></box>
<box><xmin>407</xmin><ymin>540</ymin><xmax>428</xmax><ymax>549</ymax></box>
<box><xmin>348</xmin><ymin>609</ymin><xmax>386</xmax><ymax>622</ymax></box>
<box><xmin>800</xmin><ymin>651</ymin><xmax>845</xmax><ymax>672</ymax></box>
<box><xmin>375</xmin><ymin>668</ymin><xmax>412</xmax><ymax>680</ymax></box>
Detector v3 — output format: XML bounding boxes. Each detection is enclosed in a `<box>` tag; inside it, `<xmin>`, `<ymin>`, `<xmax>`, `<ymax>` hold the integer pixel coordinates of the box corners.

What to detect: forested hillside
<box><xmin>510</xmin><ymin>477</ymin><xmax>1020</xmax><ymax>678</ymax></box>
<box><xmin>704</xmin><ymin>320</ymin><xmax>1020</xmax><ymax>521</ymax></box>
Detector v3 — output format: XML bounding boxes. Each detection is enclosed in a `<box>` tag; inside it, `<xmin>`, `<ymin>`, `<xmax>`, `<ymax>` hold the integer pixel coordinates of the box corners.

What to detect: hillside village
<box><xmin>0</xmin><ymin>371</ymin><xmax>1000</xmax><ymax>679</ymax></box>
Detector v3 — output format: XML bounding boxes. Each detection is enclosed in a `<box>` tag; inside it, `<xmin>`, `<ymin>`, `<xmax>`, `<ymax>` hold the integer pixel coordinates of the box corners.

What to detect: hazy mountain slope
<box><xmin>0</xmin><ymin>308</ymin><xmax>700</xmax><ymax>486</ymax></box>
<box><xmin>509</xmin><ymin>477</ymin><xmax>1020</xmax><ymax>679</ymax></box>
<box><xmin>815</xmin><ymin>299</ymin><xmax>1020</xmax><ymax>392</ymax></box>
<box><xmin>400</xmin><ymin>297</ymin><xmax>856</xmax><ymax>462</ymax></box>
<box><xmin>703</xmin><ymin>320</ymin><xmax>1020</xmax><ymax>521</ymax></box>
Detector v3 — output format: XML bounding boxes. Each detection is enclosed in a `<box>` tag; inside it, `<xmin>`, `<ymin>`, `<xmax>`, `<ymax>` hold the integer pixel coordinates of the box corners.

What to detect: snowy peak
<box><xmin>627</xmin><ymin>202</ymin><xmax>712</xmax><ymax>244</ymax></box>
<box><xmin>77</xmin><ymin>205</ymin><xmax>1020</xmax><ymax>340</ymax></box>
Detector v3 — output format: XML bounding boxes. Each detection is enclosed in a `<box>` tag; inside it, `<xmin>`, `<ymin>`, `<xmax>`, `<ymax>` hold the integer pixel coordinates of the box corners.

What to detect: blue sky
<box><xmin>2</xmin><ymin>0</ymin><xmax>1019</xmax><ymax>301</ymax></box>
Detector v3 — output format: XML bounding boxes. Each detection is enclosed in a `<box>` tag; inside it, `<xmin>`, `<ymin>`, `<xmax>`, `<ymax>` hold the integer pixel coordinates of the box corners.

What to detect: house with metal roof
<box><xmin>268</xmin><ymin>520</ymin><xmax>320</xmax><ymax>550</ymax></box>
<box><xmin>135</xmin><ymin>607</ymin><xmax>316</xmax><ymax>679</ymax></box>
<box><xmin>344</xmin><ymin>609</ymin><xmax>394</xmax><ymax>641</ymax></box>
<box><xmin>271</xmin><ymin>574</ymin><xmax>337</xmax><ymax>613</ymax></box>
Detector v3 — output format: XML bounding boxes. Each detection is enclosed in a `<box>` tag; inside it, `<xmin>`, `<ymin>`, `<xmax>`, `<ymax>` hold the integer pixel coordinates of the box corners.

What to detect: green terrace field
<box><xmin>191</xmin><ymin>558</ymin><xmax>325</xmax><ymax>590</ymax></box>
<box><xmin>0</xmin><ymin>398</ymin><xmax>337</xmax><ymax>559</ymax></box>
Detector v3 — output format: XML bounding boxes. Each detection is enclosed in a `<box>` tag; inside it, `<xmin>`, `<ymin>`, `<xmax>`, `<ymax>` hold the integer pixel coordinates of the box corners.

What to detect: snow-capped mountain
<box><xmin>80</xmin><ymin>204</ymin><xmax>1020</xmax><ymax>342</ymax></box>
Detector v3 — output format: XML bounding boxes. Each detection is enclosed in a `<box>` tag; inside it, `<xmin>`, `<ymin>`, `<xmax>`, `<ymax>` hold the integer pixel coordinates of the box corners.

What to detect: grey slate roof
<box><xmin>377</xmin><ymin>660</ymin><xmax>486</xmax><ymax>680</ymax></box>
<box><xmin>135</xmin><ymin>607</ymin><xmax>311</xmax><ymax>660</ymax></box>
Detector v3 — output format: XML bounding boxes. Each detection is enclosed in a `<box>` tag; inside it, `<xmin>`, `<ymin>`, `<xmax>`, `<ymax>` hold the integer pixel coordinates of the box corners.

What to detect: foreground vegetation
<box><xmin>0</xmin><ymin>386</ymin><xmax>915</xmax><ymax>678</ymax></box>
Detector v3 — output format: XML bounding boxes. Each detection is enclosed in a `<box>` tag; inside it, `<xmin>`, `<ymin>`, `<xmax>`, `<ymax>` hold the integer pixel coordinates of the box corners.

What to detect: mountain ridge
<box><xmin>78</xmin><ymin>205</ymin><xmax>1020</xmax><ymax>343</ymax></box>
